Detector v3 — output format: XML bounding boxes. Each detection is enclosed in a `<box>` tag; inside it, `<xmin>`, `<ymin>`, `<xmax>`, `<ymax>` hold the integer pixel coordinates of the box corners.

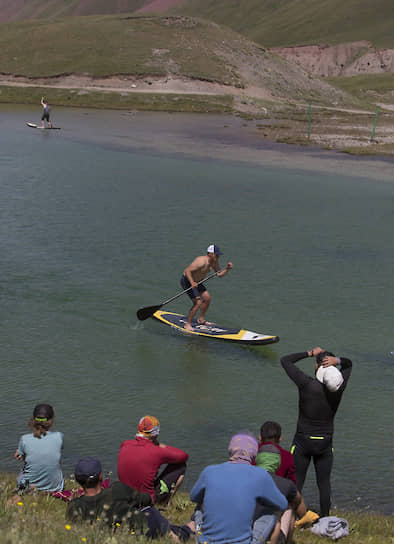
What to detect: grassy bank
<box><xmin>0</xmin><ymin>85</ymin><xmax>233</xmax><ymax>113</ymax></box>
<box><xmin>0</xmin><ymin>474</ymin><xmax>392</xmax><ymax>544</ymax></box>
<box><xmin>0</xmin><ymin>15</ymin><xmax>245</xmax><ymax>84</ymax></box>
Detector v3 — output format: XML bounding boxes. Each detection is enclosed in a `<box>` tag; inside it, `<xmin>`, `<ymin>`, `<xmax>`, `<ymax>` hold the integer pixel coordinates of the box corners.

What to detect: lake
<box><xmin>0</xmin><ymin>104</ymin><xmax>393</xmax><ymax>514</ymax></box>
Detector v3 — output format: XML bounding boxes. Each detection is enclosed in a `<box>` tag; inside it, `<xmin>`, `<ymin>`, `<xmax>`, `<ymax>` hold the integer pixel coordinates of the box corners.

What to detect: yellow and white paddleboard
<box><xmin>152</xmin><ymin>311</ymin><xmax>279</xmax><ymax>345</ymax></box>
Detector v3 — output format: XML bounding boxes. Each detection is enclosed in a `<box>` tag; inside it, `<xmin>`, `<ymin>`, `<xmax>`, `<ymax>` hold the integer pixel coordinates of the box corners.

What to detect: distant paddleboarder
<box><xmin>40</xmin><ymin>97</ymin><xmax>52</xmax><ymax>128</ymax></box>
<box><xmin>181</xmin><ymin>244</ymin><xmax>232</xmax><ymax>331</ymax></box>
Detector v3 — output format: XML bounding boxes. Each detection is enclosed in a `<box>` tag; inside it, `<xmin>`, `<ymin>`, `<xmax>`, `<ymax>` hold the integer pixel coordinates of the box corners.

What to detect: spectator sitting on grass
<box><xmin>67</xmin><ymin>456</ymin><xmax>194</xmax><ymax>541</ymax></box>
<box><xmin>14</xmin><ymin>403</ymin><xmax>64</xmax><ymax>494</ymax></box>
<box><xmin>118</xmin><ymin>415</ymin><xmax>188</xmax><ymax>506</ymax></box>
<box><xmin>255</xmin><ymin>443</ymin><xmax>310</xmax><ymax>543</ymax></box>
<box><xmin>190</xmin><ymin>431</ymin><xmax>287</xmax><ymax>544</ymax></box>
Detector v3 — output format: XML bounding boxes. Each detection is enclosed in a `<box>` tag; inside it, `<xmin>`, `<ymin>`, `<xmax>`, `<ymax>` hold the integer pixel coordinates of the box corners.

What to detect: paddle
<box><xmin>136</xmin><ymin>269</ymin><xmax>225</xmax><ymax>321</ymax></box>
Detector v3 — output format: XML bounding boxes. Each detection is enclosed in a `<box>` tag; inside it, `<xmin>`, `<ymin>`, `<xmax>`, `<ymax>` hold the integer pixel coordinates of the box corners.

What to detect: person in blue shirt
<box><xmin>14</xmin><ymin>403</ymin><xmax>64</xmax><ymax>493</ymax></box>
<box><xmin>190</xmin><ymin>431</ymin><xmax>287</xmax><ymax>544</ymax></box>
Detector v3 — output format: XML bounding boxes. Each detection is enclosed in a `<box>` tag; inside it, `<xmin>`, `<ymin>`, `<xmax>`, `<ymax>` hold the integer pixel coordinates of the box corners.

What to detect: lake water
<box><xmin>0</xmin><ymin>105</ymin><xmax>393</xmax><ymax>514</ymax></box>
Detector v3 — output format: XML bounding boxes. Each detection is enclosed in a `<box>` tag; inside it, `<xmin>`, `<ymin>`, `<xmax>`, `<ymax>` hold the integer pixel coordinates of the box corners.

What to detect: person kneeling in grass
<box><xmin>66</xmin><ymin>457</ymin><xmax>193</xmax><ymax>541</ymax></box>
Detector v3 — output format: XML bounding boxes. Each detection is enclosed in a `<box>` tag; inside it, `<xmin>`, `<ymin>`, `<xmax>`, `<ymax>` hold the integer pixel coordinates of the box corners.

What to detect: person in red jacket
<box><xmin>117</xmin><ymin>415</ymin><xmax>188</xmax><ymax>506</ymax></box>
<box><xmin>258</xmin><ymin>421</ymin><xmax>296</xmax><ymax>483</ymax></box>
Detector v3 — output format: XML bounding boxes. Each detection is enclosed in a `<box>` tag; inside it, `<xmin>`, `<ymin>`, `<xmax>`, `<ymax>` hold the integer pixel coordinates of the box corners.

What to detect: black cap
<box><xmin>33</xmin><ymin>403</ymin><xmax>54</xmax><ymax>422</ymax></box>
<box><xmin>75</xmin><ymin>457</ymin><xmax>102</xmax><ymax>479</ymax></box>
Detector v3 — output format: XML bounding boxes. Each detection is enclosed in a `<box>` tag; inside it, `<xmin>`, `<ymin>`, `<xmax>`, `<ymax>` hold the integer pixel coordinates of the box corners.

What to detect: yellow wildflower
<box><xmin>65</xmin><ymin>524</ymin><xmax>71</xmax><ymax>530</ymax></box>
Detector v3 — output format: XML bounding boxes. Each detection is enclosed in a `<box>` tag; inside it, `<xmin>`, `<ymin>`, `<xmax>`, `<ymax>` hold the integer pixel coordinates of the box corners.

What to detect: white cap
<box><xmin>316</xmin><ymin>366</ymin><xmax>344</xmax><ymax>392</ymax></box>
<box><xmin>206</xmin><ymin>244</ymin><xmax>222</xmax><ymax>255</ymax></box>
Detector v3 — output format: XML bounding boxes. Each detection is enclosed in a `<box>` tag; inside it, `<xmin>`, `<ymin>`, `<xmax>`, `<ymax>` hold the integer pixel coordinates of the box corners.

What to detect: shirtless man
<box><xmin>181</xmin><ymin>244</ymin><xmax>232</xmax><ymax>331</ymax></box>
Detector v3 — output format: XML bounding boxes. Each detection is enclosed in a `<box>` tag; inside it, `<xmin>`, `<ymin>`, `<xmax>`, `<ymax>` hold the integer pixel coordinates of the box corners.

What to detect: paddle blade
<box><xmin>137</xmin><ymin>304</ymin><xmax>162</xmax><ymax>321</ymax></box>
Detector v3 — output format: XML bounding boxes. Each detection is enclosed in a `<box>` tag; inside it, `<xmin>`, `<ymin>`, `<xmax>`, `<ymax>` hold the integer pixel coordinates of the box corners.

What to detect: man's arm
<box><xmin>158</xmin><ymin>443</ymin><xmax>189</xmax><ymax>464</ymax></box>
<box><xmin>280</xmin><ymin>352</ymin><xmax>311</xmax><ymax>387</ymax></box>
<box><xmin>338</xmin><ymin>357</ymin><xmax>352</xmax><ymax>384</ymax></box>
<box><xmin>216</xmin><ymin>262</ymin><xmax>233</xmax><ymax>277</ymax></box>
<box><xmin>257</xmin><ymin>469</ymin><xmax>288</xmax><ymax>512</ymax></box>
<box><xmin>320</xmin><ymin>355</ymin><xmax>352</xmax><ymax>385</ymax></box>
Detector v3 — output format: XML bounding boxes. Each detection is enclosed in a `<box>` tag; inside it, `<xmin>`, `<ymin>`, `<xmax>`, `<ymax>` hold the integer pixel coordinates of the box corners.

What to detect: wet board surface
<box><xmin>27</xmin><ymin>123</ymin><xmax>61</xmax><ymax>129</ymax></box>
<box><xmin>152</xmin><ymin>310</ymin><xmax>279</xmax><ymax>345</ymax></box>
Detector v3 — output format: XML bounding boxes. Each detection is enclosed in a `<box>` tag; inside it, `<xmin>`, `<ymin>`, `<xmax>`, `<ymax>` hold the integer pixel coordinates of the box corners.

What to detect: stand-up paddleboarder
<box><xmin>41</xmin><ymin>97</ymin><xmax>52</xmax><ymax>128</ymax></box>
<box><xmin>181</xmin><ymin>244</ymin><xmax>232</xmax><ymax>331</ymax></box>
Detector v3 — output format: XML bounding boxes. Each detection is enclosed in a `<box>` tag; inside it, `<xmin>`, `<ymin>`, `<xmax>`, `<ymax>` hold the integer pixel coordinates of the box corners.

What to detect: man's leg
<box><xmin>292</xmin><ymin>435</ymin><xmax>312</xmax><ymax>492</ymax></box>
<box><xmin>313</xmin><ymin>441</ymin><xmax>333</xmax><ymax>517</ymax></box>
<box><xmin>279</xmin><ymin>509</ymin><xmax>296</xmax><ymax>543</ymax></box>
<box><xmin>185</xmin><ymin>298</ymin><xmax>201</xmax><ymax>330</ymax></box>
<box><xmin>197</xmin><ymin>290</ymin><xmax>212</xmax><ymax>324</ymax></box>
<box><xmin>154</xmin><ymin>462</ymin><xmax>187</xmax><ymax>505</ymax></box>
<box><xmin>252</xmin><ymin>514</ymin><xmax>277</xmax><ymax>544</ymax></box>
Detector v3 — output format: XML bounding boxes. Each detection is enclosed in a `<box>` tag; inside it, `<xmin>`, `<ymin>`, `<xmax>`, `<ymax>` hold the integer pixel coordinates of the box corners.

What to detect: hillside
<box><xmin>0</xmin><ymin>0</ymin><xmax>146</xmax><ymax>22</ymax></box>
<box><xmin>0</xmin><ymin>14</ymin><xmax>352</xmax><ymax>109</ymax></box>
<box><xmin>170</xmin><ymin>0</ymin><xmax>394</xmax><ymax>49</ymax></box>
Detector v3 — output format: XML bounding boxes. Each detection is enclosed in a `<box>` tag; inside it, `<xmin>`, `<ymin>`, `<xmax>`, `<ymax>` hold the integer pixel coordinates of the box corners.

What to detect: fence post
<box><xmin>370</xmin><ymin>106</ymin><xmax>379</xmax><ymax>142</ymax></box>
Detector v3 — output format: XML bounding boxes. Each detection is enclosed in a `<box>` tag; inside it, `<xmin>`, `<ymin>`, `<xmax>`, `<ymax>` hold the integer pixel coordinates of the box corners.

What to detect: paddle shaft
<box><xmin>136</xmin><ymin>268</ymin><xmax>227</xmax><ymax>320</ymax></box>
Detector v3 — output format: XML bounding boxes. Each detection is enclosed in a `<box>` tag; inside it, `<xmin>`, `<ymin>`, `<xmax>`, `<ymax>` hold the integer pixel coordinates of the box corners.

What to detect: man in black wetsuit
<box><xmin>281</xmin><ymin>347</ymin><xmax>352</xmax><ymax>517</ymax></box>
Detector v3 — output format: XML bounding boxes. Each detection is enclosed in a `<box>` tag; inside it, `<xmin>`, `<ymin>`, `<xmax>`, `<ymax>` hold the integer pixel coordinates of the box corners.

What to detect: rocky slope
<box><xmin>272</xmin><ymin>41</ymin><xmax>394</xmax><ymax>77</ymax></box>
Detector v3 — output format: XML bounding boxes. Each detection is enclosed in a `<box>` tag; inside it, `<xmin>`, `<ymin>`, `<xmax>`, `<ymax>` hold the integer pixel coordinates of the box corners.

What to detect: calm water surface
<box><xmin>0</xmin><ymin>105</ymin><xmax>393</xmax><ymax>514</ymax></box>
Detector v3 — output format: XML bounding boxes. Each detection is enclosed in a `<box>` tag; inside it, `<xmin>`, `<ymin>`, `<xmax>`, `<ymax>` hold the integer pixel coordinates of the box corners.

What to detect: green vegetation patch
<box><xmin>0</xmin><ymin>14</ymin><xmax>244</xmax><ymax>86</ymax></box>
<box><xmin>171</xmin><ymin>0</ymin><xmax>394</xmax><ymax>48</ymax></box>
<box><xmin>328</xmin><ymin>73</ymin><xmax>394</xmax><ymax>98</ymax></box>
<box><xmin>0</xmin><ymin>473</ymin><xmax>393</xmax><ymax>544</ymax></box>
<box><xmin>0</xmin><ymin>85</ymin><xmax>233</xmax><ymax>113</ymax></box>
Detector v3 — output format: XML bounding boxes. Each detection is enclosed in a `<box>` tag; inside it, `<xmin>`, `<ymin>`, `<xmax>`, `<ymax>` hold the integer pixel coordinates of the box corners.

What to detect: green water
<box><xmin>1</xmin><ymin>105</ymin><xmax>393</xmax><ymax>514</ymax></box>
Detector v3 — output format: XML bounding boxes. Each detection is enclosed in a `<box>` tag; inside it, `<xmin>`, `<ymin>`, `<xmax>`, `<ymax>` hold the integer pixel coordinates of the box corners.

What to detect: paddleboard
<box><xmin>152</xmin><ymin>310</ymin><xmax>279</xmax><ymax>345</ymax></box>
<box><xmin>26</xmin><ymin>123</ymin><xmax>61</xmax><ymax>129</ymax></box>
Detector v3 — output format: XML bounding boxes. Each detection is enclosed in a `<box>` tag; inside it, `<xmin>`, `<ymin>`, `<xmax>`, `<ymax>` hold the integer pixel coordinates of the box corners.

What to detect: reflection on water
<box><xmin>0</xmin><ymin>106</ymin><xmax>393</xmax><ymax>514</ymax></box>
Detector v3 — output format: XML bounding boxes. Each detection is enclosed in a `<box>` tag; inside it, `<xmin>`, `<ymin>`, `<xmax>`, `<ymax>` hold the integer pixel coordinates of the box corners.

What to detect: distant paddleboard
<box><xmin>26</xmin><ymin>123</ymin><xmax>61</xmax><ymax>130</ymax></box>
<box><xmin>152</xmin><ymin>310</ymin><xmax>279</xmax><ymax>345</ymax></box>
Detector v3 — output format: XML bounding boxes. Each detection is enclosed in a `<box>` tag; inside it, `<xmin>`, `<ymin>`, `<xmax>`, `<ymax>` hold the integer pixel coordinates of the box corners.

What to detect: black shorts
<box><xmin>180</xmin><ymin>274</ymin><xmax>207</xmax><ymax>300</ymax></box>
<box><xmin>41</xmin><ymin>112</ymin><xmax>50</xmax><ymax>121</ymax></box>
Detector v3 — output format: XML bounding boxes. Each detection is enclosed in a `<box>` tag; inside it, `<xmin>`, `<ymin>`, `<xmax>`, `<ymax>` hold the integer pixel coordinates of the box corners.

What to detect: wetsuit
<box><xmin>281</xmin><ymin>352</ymin><xmax>352</xmax><ymax>516</ymax></box>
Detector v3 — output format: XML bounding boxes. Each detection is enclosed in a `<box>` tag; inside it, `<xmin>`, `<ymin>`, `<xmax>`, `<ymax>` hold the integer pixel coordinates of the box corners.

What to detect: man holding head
<box><xmin>281</xmin><ymin>347</ymin><xmax>352</xmax><ymax>517</ymax></box>
<box><xmin>118</xmin><ymin>415</ymin><xmax>188</xmax><ymax>506</ymax></box>
<box><xmin>181</xmin><ymin>244</ymin><xmax>233</xmax><ymax>331</ymax></box>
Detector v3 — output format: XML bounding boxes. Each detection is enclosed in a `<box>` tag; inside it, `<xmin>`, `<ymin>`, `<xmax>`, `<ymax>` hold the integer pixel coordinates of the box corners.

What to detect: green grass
<box><xmin>3</xmin><ymin>0</ymin><xmax>146</xmax><ymax>21</ymax></box>
<box><xmin>171</xmin><ymin>0</ymin><xmax>394</xmax><ymax>48</ymax></box>
<box><xmin>0</xmin><ymin>85</ymin><xmax>233</xmax><ymax>113</ymax></box>
<box><xmin>0</xmin><ymin>474</ymin><xmax>393</xmax><ymax>544</ymax></box>
<box><xmin>327</xmin><ymin>73</ymin><xmax>394</xmax><ymax>99</ymax></box>
<box><xmin>0</xmin><ymin>14</ymin><xmax>244</xmax><ymax>85</ymax></box>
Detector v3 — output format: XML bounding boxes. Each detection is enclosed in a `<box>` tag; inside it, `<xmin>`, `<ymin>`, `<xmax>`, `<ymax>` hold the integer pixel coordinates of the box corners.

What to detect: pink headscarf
<box><xmin>228</xmin><ymin>433</ymin><xmax>258</xmax><ymax>464</ymax></box>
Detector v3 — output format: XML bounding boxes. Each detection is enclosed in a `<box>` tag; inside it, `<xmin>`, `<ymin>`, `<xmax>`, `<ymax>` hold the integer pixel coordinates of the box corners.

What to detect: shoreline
<box><xmin>4</xmin><ymin>102</ymin><xmax>394</xmax><ymax>184</ymax></box>
<box><xmin>1</xmin><ymin>76</ymin><xmax>394</xmax><ymax>157</ymax></box>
